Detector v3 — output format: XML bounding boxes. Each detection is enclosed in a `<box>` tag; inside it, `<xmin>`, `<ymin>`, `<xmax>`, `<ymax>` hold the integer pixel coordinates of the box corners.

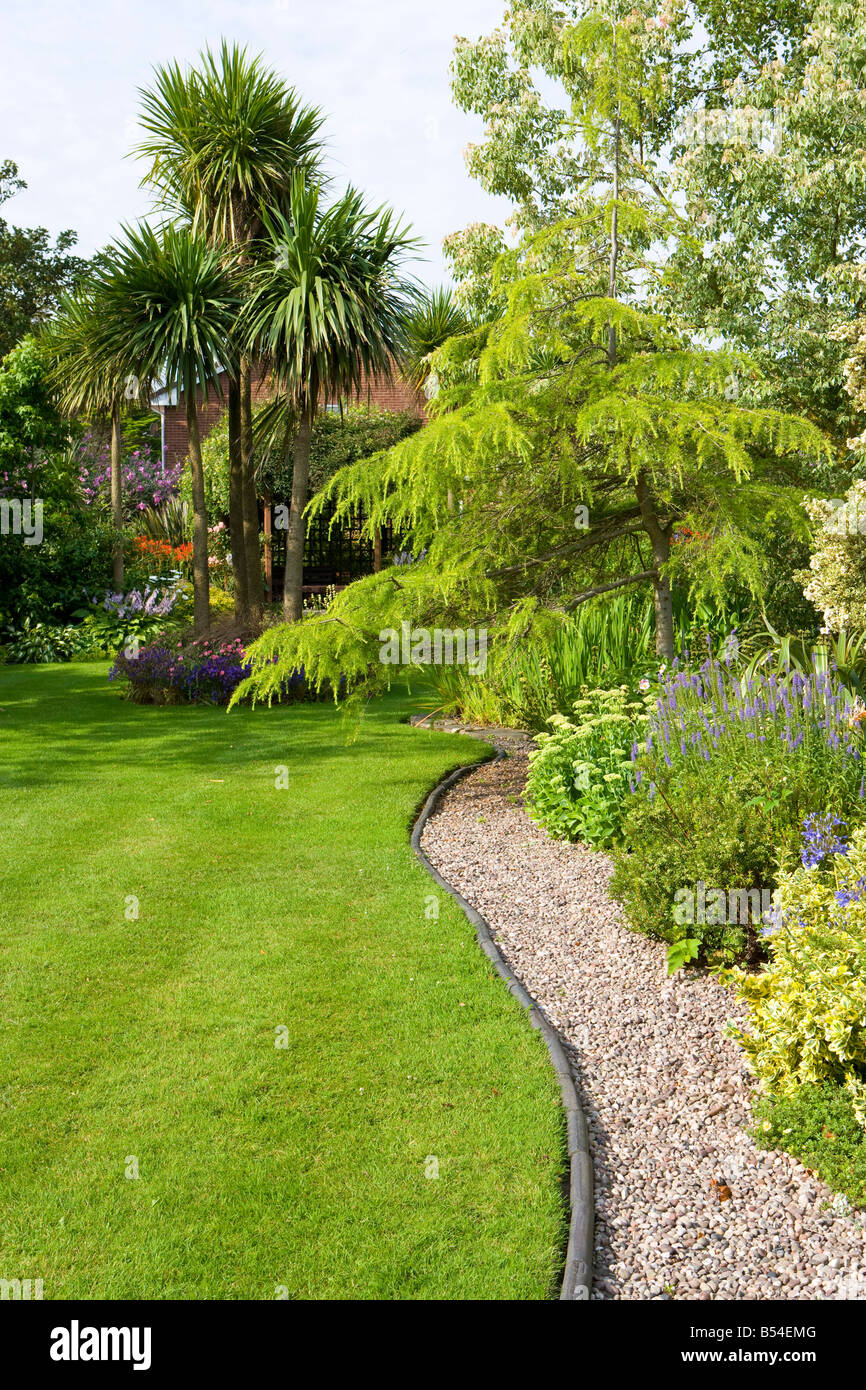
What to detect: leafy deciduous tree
<box><xmin>0</xmin><ymin>161</ymin><xmax>89</xmax><ymax>362</ymax></box>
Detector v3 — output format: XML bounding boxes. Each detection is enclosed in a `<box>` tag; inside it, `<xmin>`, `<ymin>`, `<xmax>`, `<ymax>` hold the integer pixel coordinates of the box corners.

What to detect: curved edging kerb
<box><xmin>411</xmin><ymin>753</ymin><xmax>594</xmax><ymax>1302</ymax></box>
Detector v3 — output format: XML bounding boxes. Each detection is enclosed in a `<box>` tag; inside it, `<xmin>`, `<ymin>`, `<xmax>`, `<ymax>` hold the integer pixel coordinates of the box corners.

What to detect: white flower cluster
<box><xmin>803</xmin><ymin>482</ymin><xmax>866</xmax><ymax>630</ymax></box>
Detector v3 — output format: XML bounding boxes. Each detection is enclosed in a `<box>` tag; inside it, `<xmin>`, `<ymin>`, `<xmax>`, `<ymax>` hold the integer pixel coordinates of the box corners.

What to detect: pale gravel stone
<box><xmin>420</xmin><ymin>753</ymin><xmax>866</xmax><ymax>1302</ymax></box>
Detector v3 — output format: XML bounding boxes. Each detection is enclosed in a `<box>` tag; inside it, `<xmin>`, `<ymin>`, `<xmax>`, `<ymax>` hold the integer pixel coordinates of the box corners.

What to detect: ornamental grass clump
<box><xmin>723</xmin><ymin>816</ymin><xmax>866</xmax><ymax>1130</ymax></box>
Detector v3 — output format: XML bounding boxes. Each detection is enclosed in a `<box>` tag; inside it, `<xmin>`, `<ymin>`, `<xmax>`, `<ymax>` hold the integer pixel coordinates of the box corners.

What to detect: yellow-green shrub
<box><xmin>208</xmin><ymin>586</ymin><xmax>234</xmax><ymax>617</ymax></box>
<box><xmin>724</xmin><ymin>823</ymin><xmax>866</xmax><ymax>1127</ymax></box>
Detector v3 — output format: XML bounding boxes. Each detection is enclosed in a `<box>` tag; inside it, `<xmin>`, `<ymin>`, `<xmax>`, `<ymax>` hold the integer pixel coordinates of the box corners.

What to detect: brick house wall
<box><xmin>154</xmin><ymin>367</ymin><xmax>424</xmax><ymax>471</ymax></box>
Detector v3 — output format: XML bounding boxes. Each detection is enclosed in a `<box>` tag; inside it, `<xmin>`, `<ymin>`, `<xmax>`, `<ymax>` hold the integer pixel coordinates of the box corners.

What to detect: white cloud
<box><xmin>1</xmin><ymin>0</ymin><xmax>513</xmax><ymax>285</ymax></box>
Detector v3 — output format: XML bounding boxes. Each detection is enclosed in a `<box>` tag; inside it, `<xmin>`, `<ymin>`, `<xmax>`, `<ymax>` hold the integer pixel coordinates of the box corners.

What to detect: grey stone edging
<box><xmin>410</xmin><ymin>753</ymin><xmax>594</xmax><ymax>1302</ymax></box>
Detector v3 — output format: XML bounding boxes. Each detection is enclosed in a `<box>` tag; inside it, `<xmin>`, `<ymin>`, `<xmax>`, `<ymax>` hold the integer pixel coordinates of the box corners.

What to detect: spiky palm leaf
<box><xmin>90</xmin><ymin>221</ymin><xmax>240</xmax><ymax>405</ymax></box>
<box><xmin>43</xmin><ymin>287</ymin><xmax>143</xmax><ymax>416</ymax></box>
<box><xmin>238</xmin><ymin>173</ymin><xmax>419</xmax><ymax>620</ymax></box>
<box><xmin>402</xmin><ymin>286</ymin><xmax>470</xmax><ymax>391</ymax></box>
<box><xmin>87</xmin><ymin>221</ymin><xmax>241</xmax><ymax>635</ymax></box>
<box><xmin>241</xmin><ymin>174</ymin><xmax>419</xmax><ymax>411</ymax></box>
<box><xmin>136</xmin><ymin>41</ymin><xmax>324</xmax><ymax>247</ymax></box>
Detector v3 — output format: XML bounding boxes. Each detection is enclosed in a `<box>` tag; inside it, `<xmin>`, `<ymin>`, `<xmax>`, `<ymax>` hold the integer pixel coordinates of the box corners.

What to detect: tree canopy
<box><xmin>231</xmin><ymin>3</ymin><xmax>833</xmax><ymax>708</ymax></box>
<box><xmin>0</xmin><ymin>160</ymin><xmax>89</xmax><ymax>362</ymax></box>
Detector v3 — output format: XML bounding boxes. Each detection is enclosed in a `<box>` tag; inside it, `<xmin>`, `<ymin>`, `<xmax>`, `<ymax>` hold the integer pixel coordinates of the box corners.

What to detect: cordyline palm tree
<box><xmin>402</xmin><ymin>286</ymin><xmax>470</xmax><ymax>393</ymax></box>
<box><xmin>90</xmin><ymin>221</ymin><xmax>241</xmax><ymax>636</ymax></box>
<box><xmin>400</xmin><ymin>287</ymin><xmax>471</xmax><ymax>524</ymax></box>
<box><xmin>43</xmin><ymin>288</ymin><xmax>146</xmax><ymax>590</ymax></box>
<box><xmin>135</xmin><ymin>40</ymin><xmax>324</xmax><ymax>626</ymax></box>
<box><xmin>241</xmin><ymin>174</ymin><xmax>419</xmax><ymax>622</ymax></box>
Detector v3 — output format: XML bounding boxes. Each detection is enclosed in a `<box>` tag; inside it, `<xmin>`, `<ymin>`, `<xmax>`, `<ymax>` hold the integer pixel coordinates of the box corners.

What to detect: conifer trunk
<box><xmin>636</xmin><ymin>471</ymin><xmax>674</xmax><ymax>661</ymax></box>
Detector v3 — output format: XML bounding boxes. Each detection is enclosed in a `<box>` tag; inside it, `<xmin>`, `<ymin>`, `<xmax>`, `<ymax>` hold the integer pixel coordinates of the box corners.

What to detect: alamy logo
<box><xmin>673</xmin><ymin>881</ymin><xmax>774</xmax><ymax>926</ymax></box>
<box><xmin>49</xmin><ymin>1320</ymin><xmax>152</xmax><ymax>1372</ymax></box>
<box><xmin>0</xmin><ymin>498</ymin><xmax>43</xmax><ymax>546</ymax></box>
<box><xmin>678</xmin><ymin>106</ymin><xmax>780</xmax><ymax>149</ymax></box>
<box><xmin>379</xmin><ymin>620</ymin><xmax>488</xmax><ymax>675</ymax></box>
<box><xmin>825</xmin><ymin>497</ymin><xmax>866</xmax><ymax>536</ymax></box>
<box><xmin>0</xmin><ymin>1277</ymin><xmax>43</xmax><ymax>1299</ymax></box>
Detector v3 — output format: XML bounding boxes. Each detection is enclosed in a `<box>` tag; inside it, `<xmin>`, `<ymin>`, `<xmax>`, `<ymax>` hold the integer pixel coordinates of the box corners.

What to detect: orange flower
<box><xmin>133</xmin><ymin>536</ymin><xmax>191</xmax><ymax>562</ymax></box>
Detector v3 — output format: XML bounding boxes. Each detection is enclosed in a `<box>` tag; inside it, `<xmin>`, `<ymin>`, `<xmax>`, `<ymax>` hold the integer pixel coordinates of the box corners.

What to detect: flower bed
<box><xmin>132</xmin><ymin>536</ymin><xmax>193</xmax><ymax>570</ymax></box>
<box><xmin>611</xmin><ymin>651</ymin><xmax>866</xmax><ymax>968</ymax></box>
<box><xmin>525</xmin><ymin>644</ymin><xmax>866</xmax><ymax>970</ymax></box>
<box><xmin>76</xmin><ymin>578</ymin><xmax>191</xmax><ymax>656</ymax></box>
<box><xmin>78</xmin><ymin>433</ymin><xmax>182</xmax><ymax>517</ymax></box>
<box><xmin>110</xmin><ymin>636</ymin><xmax>345</xmax><ymax>706</ymax></box>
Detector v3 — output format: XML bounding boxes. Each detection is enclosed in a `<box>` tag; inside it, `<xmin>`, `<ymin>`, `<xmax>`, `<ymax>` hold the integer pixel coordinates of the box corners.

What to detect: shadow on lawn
<box><xmin>0</xmin><ymin>664</ymin><xmax>476</xmax><ymax>794</ymax></box>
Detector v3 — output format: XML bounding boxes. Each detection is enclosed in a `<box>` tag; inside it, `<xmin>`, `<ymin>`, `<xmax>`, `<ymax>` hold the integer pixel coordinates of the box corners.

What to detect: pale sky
<box><xmin>1</xmin><ymin>0</ymin><xmax>514</xmax><ymax>286</ymax></box>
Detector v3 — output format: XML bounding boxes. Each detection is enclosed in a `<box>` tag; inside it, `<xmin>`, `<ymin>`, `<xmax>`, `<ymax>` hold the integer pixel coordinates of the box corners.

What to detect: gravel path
<box><xmin>420</xmin><ymin>753</ymin><xmax>866</xmax><ymax>1301</ymax></box>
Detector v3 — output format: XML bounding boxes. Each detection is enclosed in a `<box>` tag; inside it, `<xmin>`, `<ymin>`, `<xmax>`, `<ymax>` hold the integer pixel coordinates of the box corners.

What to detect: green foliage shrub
<box><xmin>610</xmin><ymin>651</ymin><xmax>866</xmax><ymax>968</ymax></box>
<box><xmin>610</xmin><ymin>763</ymin><xmax>781</xmax><ymax>964</ymax></box>
<box><xmin>526</xmin><ymin>686</ymin><xmax>651</xmax><ymax>847</ymax></box>
<box><xmin>724</xmin><ymin>820</ymin><xmax>866</xmax><ymax>1130</ymax></box>
<box><xmin>0</xmin><ymin>339</ymin><xmax>114</xmax><ymax>631</ymax></box>
<box><xmin>752</xmin><ymin>1083</ymin><xmax>866</xmax><ymax>1211</ymax></box>
<box><xmin>756</xmin><ymin>520</ymin><xmax>820</xmax><ymax>640</ymax></box>
<box><xmin>0</xmin><ymin>506</ymin><xmax>113</xmax><ymax>633</ymax></box>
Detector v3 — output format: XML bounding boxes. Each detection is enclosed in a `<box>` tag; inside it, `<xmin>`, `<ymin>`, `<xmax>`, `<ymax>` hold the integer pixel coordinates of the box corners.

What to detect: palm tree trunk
<box><xmin>186</xmin><ymin>398</ymin><xmax>211</xmax><ymax>637</ymax></box>
<box><xmin>110</xmin><ymin>402</ymin><xmax>124</xmax><ymax>590</ymax></box>
<box><xmin>228</xmin><ymin>377</ymin><xmax>248</xmax><ymax>624</ymax></box>
<box><xmin>283</xmin><ymin>403</ymin><xmax>313</xmax><ymax>623</ymax></box>
<box><xmin>239</xmin><ymin>359</ymin><xmax>262</xmax><ymax>622</ymax></box>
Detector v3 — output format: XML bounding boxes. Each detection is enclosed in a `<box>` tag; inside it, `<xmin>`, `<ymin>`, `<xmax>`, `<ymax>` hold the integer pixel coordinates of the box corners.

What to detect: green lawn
<box><xmin>0</xmin><ymin>664</ymin><xmax>565</xmax><ymax>1300</ymax></box>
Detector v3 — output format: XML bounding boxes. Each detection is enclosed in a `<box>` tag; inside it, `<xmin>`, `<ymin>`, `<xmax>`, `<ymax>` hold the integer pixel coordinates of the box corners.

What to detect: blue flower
<box><xmin>835</xmin><ymin>877</ymin><xmax>866</xmax><ymax>908</ymax></box>
<box><xmin>800</xmin><ymin>812</ymin><xmax>849</xmax><ymax>868</ymax></box>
